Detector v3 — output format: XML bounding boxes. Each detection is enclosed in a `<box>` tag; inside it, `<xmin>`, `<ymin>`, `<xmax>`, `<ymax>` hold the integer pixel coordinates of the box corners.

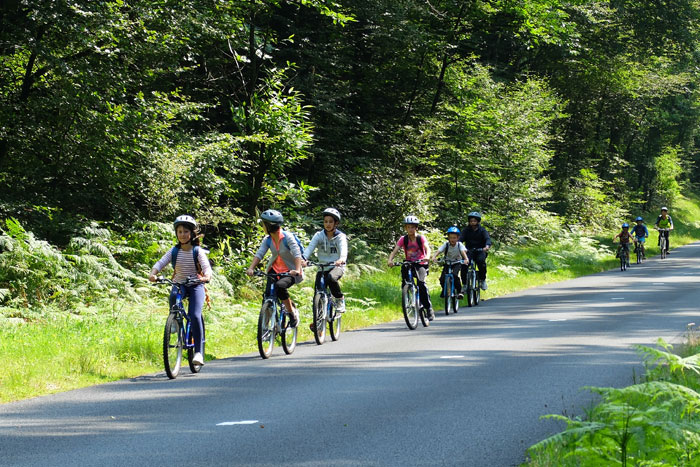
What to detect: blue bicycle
<box><xmin>155</xmin><ymin>276</ymin><xmax>206</xmax><ymax>379</ymax></box>
<box><xmin>439</xmin><ymin>259</ymin><xmax>465</xmax><ymax>315</ymax></box>
<box><xmin>308</xmin><ymin>261</ymin><xmax>342</xmax><ymax>345</ymax></box>
<box><xmin>254</xmin><ymin>270</ymin><xmax>298</xmax><ymax>359</ymax></box>
<box><xmin>395</xmin><ymin>260</ymin><xmax>430</xmax><ymax>329</ymax></box>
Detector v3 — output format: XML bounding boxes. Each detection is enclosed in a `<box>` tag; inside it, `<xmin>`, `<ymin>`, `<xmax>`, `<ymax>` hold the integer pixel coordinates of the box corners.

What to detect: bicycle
<box><xmin>617</xmin><ymin>243</ymin><xmax>630</xmax><ymax>271</ymax></box>
<box><xmin>394</xmin><ymin>260</ymin><xmax>431</xmax><ymax>329</ymax></box>
<box><xmin>657</xmin><ymin>228</ymin><xmax>670</xmax><ymax>259</ymax></box>
<box><xmin>438</xmin><ymin>259</ymin><xmax>465</xmax><ymax>315</ymax></box>
<box><xmin>253</xmin><ymin>270</ymin><xmax>298</xmax><ymax>359</ymax></box>
<box><xmin>633</xmin><ymin>237</ymin><xmax>646</xmax><ymax>264</ymax></box>
<box><xmin>154</xmin><ymin>276</ymin><xmax>207</xmax><ymax>379</ymax></box>
<box><xmin>465</xmin><ymin>249</ymin><xmax>483</xmax><ymax>307</ymax></box>
<box><xmin>307</xmin><ymin>261</ymin><xmax>342</xmax><ymax>344</ymax></box>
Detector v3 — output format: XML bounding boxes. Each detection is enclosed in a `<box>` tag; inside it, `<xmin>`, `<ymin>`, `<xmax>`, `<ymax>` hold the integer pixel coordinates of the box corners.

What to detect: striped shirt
<box><xmin>152</xmin><ymin>246</ymin><xmax>212</xmax><ymax>283</ymax></box>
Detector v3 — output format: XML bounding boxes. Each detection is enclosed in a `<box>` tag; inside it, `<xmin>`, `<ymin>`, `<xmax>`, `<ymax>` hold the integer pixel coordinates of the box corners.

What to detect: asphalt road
<box><xmin>2</xmin><ymin>243</ymin><xmax>700</xmax><ymax>466</ymax></box>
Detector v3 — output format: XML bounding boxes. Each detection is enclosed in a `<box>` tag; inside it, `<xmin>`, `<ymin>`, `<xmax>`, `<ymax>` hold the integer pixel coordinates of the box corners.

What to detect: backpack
<box><xmin>170</xmin><ymin>245</ymin><xmax>203</xmax><ymax>274</ymax></box>
<box><xmin>265</xmin><ymin>230</ymin><xmax>306</xmax><ymax>258</ymax></box>
<box><xmin>402</xmin><ymin>234</ymin><xmax>426</xmax><ymax>255</ymax></box>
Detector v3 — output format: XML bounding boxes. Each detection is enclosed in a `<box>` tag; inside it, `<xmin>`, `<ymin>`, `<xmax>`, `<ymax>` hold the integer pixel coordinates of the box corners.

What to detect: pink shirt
<box><xmin>397</xmin><ymin>235</ymin><xmax>426</xmax><ymax>261</ymax></box>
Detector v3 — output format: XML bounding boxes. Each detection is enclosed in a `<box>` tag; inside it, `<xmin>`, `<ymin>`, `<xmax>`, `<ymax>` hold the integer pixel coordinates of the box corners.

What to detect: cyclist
<box><xmin>388</xmin><ymin>215</ymin><xmax>434</xmax><ymax>320</ymax></box>
<box><xmin>613</xmin><ymin>223</ymin><xmax>632</xmax><ymax>264</ymax></box>
<box><xmin>631</xmin><ymin>216</ymin><xmax>649</xmax><ymax>259</ymax></box>
<box><xmin>431</xmin><ymin>226</ymin><xmax>469</xmax><ymax>300</ymax></box>
<box><xmin>303</xmin><ymin>208</ymin><xmax>348</xmax><ymax>327</ymax></box>
<box><xmin>654</xmin><ymin>207</ymin><xmax>674</xmax><ymax>255</ymax></box>
<box><xmin>149</xmin><ymin>215</ymin><xmax>212</xmax><ymax>366</ymax></box>
<box><xmin>246</xmin><ymin>209</ymin><xmax>303</xmax><ymax>328</ymax></box>
<box><xmin>458</xmin><ymin>211</ymin><xmax>492</xmax><ymax>291</ymax></box>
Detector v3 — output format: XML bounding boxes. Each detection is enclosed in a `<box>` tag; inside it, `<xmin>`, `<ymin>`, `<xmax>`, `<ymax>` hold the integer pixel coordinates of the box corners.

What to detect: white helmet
<box><xmin>404</xmin><ymin>215</ymin><xmax>419</xmax><ymax>225</ymax></box>
<box><xmin>661</xmin><ymin>206</ymin><xmax>668</xmax><ymax>211</ymax></box>
<box><xmin>322</xmin><ymin>207</ymin><xmax>341</xmax><ymax>222</ymax></box>
<box><xmin>173</xmin><ymin>215</ymin><xmax>197</xmax><ymax>231</ymax></box>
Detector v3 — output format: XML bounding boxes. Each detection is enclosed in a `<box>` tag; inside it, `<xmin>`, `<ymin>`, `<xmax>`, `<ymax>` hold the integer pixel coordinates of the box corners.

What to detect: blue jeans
<box><xmin>170</xmin><ymin>284</ymin><xmax>205</xmax><ymax>354</ymax></box>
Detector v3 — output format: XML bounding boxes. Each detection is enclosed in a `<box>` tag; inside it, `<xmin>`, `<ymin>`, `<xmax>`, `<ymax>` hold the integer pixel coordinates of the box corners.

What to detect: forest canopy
<box><xmin>1</xmin><ymin>0</ymin><xmax>698</xmax><ymax>247</ymax></box>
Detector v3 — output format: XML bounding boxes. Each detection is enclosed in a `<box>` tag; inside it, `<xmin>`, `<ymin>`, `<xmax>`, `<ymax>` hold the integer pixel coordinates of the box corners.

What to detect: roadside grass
<box><xmin>3</xmin><ymin>195</ymin><xmax>700</xmax><ymax>403</ymax></box>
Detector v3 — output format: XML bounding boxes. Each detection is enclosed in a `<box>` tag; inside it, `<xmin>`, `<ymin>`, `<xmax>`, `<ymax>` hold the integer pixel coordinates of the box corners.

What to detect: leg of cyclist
<box><xmin>326</xmin><ymin>266</ymin><xmax>345</xmax><ymax>312</ymax></box>
<box><xmin>275</xmin><ymin>276</ymin><xmax>298</xmax><ymax>327</ymax></box>
<box><xmin>414</xmin><ymin>264</ymin><xmax>434</xmax><ymax>320</ymax></box>
<box><xmin>184</xmin><ymin>284</ymin><xmax>205</xmax><ymax>365</ymax></box>
<box><xmin>452</xmin><ymin>263</ymin><xmax>463</xmax><ymax>298</ymax></box>
<box><xmin>474</xmin><ymin>250</ymin><xmax>488</xmax><ymax>290</ymax></box>
<box><xmin>665</xmin><ymin>230</ymin><xmax>671</xmax><ymax>253</ymax></box>
<box><xmin>438</xmin><ymin>265</ymin><xmax>447</xmax><ymax>298</ymax></box>
<box><xmin>460</xmin><ymin>263</ymin><xmax>468</xmax><ymax>294</ymax></box>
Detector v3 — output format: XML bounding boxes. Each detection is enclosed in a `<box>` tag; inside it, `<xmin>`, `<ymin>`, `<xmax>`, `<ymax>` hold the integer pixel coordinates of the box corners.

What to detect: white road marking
<box><xmin>653</xmin><ymin>282</ymin><xmax>665</xmax><ymax>285</ymax></box>
<box><xmin>548</xmin><ymin>319</ymin><xmax>567</xmax><ymax>322</ymax></box>
<box><xmin>440</xmin><ymin>356</ymin><xmax>464</xmax><ymax>359</ymax></box>
<box><xmin>217</xmin><ymin>420</ymin><xmax>259</xmax><ymax>426</ymax></box>
<box><xmin>611</xmin><ymin>298</ymin><xmax>625</xmax><ymax>300</ymax></box>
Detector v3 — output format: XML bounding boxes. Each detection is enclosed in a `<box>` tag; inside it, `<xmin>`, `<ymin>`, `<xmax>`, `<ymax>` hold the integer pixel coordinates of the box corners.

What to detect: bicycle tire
<box><xmin>329</xmin><ymin>311</ymin><xmax>342</xmax><ymax>341</ymax></box>
<box><xmin>402</xmin><ymin>283</ymin><xmax>418</xmax><ymax>330</ymax></box>
<box><xmin>418</xmin><ymin>289</ymin><xmax>430</xmax><ymax>327</ymax></box>
<box><xmin>281</xmin><ymin>313</ymin><xmax>298</xmax><ymax>355</ymax></box>
<box><xmin>163</xmin><ymin>313</ymin><xmax>182</xmax><ymax>379</ymax></box>
<box><xmin>187</xmin><ymin>316</ymin><xmax>205</xmax><ymax>373</ymax></box>
<box><xmin>660</xmin><ymin>236</ymin><xmax>667</xmax><ymax>259</ymax></box>
<box><xmin>444</xmin><ymin>275</ymin><xmax>452</xmax><ymax>315</ymax></box>
<box><xmin>312</xmin><ymin>292</ymin><xmax>327</xmax><ymax>345</ymax></box>
<box><xmin>473</xmin><ymin>280</ymin><xmax>481</xmax><ymax>306</ymax></box>
<box><xmin>620</xmin><ymin>254</ymin><xmax>626</xmax><ymax>271</ymax></box>
<box><xmin>466</xmin><ymin>270</ymin><xmax>475</xmax><ymax>307</ymax></box>
<box><xmin>257</xmin><ymin>300</ymin><xmax>275</xmax><ymax>359</ymax></box>
<box><xmin>636</xmin><ymin>245</ymin><xmax>642</xmax><ymax>264</ymax></box>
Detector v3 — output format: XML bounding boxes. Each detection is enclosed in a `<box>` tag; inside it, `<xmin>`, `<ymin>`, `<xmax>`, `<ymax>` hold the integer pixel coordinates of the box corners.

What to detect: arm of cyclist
<box><xmin>246</xmin><ymin>256</ymin><xmax>262</xmax><ymax>277</ymax></box>
<box><xmin>387</xmin><ymin>243</ymin><xmax>401</xmax><ymax>267</ymax></box>
<box><xmin>148</xmin><ymin>249</ymin><xmax>174</xmax><ymax>282</ymax></box>
<box><xmin>336</xmin><ymin>232</ymin><xmax>348</xmax><ymax>266</ymax></box>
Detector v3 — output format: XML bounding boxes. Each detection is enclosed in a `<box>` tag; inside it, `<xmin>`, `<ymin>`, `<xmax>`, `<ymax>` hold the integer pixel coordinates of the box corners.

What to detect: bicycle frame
<box><xmin>171</xmin><ymin>284</ymin><xmax>196</xmax><ymax>350</ymax></box>
<box><xmin>440</xmin><ymin>259</ymin><xmax>464</xmax><ymax>315</ymax></box>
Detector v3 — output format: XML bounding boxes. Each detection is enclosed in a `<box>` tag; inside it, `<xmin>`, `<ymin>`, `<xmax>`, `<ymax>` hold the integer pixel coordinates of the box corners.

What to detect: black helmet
<box><xmin>467</xmin><ymin>211</ymin><xmax>482</xmax><ymax>221</ymax></box>
<box><xmin>322</xmin><ymin>207</ymin><xmax>341</xmax><ymax>222</ymax></box>
<box><xmin>260</xmin><ymin>209</ymin><xmax>284</xmax><ymax>225</ymax></box>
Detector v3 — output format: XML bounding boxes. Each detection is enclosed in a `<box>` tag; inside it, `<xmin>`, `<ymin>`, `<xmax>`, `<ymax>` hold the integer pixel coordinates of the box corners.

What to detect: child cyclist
<box><xmin>303</xmin><ymin>208</ymin><xmax>348</xmax><ymax>322</ymax></box>
<box><xmin>655</xmin><ymin>207</ymin><xmax>674</xmax><ymax>254</ymax></box>
<box><xmin>431</xmin><ymin>226</ymin><xmax>469</xmax><ymax>300</ymax></box>
<box><xmin>613</xmin><ymin>222</ymin><xmax>632</xmax><ymax>265</ymax></box>
<box><xmin>149</xmin><ymin>215</ymin><xmax>212</xmax><ymax>366</ymax></box>
<box><xmin>246</xmin><ymin>209</ymin><xmax>303</xmax><ymax>328</ymax></box>
<box><xmin>387</xmin><ymin>215</ymin><xmax>434</xmax><ymax>320</ymax></box>
<box><xmin>631</xmin><ymin>216</ymin><xmax>649</xmax><ymax>260</ymax></box>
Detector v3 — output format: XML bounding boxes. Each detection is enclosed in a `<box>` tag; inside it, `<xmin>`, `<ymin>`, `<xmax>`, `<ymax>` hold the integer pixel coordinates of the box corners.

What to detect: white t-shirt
<box><xmin>438</xmin><ymin>241</ymin><xmax>466</xmax><ymax>261</ymax></box>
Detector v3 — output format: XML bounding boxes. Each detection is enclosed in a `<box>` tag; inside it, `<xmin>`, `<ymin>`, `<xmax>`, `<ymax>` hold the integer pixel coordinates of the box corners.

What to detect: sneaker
<box><xmin>480</xmin><ymin>280</ymin><xmax>488</xmax><ymax>290</ymax></box>
<box><xmin>288</xmin><ymin>308</ymin><xmax>299</xmax><ymax>328</ymax></box>
<box><xmin>335</xmin><ymin>297</ymin><xmax>346</xmax><ymax>313</ymax></box>
<box><xmin>427</xmin><ymin>309</ymin><xmax>435</xmax><ymax>321</ymax></box>
<box><xmin>192</xmin><ymin>352</ymin><xmax>204</xmax><ymax>366</ymax></box>
<box><xmin>457</xmin><ymin>293</ymin><xmax>464</xmax><ymax>300</ymax></box>
<box><xmin>309</xmin><ymin>322</ymin><xmax>316</xmax><ymax>332</ymax></box>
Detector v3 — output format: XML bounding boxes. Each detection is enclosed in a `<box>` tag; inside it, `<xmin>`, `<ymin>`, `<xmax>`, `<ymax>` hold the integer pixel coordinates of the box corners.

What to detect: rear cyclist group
<box><xmin>613</xmin><ymin>207</ymin><xmax>674</xmax><ymax>264</ymax></box>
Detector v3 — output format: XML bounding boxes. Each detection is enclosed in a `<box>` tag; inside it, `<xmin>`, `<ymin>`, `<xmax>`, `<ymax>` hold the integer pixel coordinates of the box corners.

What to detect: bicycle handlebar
<box><xmin>153</xmin><ymin>276</ymin><xmax>207</xmax><ymax>287</ymax></box>
<box><xmin>253</xmin><ymin>270</ymin><xmax>295</xmax><ymax>279</ymax></box>
<box><xmin>656</xmin><ymin>228</ymin><xmax>671</xmax><ymax>231</ymax></box>
<box><xmin>437</xmin><ymin>259</ymin><xmax>465</xmax><ymax>265</ymax></box>
<box><xmin>393</xmin><ymin>260</ymin><xmax>429</xmax><ymax>267</ymax></box>
<box><xmin>305</xmin><ymin>261</ymin><xmax>340</xmax><ymax>269</ymax></box>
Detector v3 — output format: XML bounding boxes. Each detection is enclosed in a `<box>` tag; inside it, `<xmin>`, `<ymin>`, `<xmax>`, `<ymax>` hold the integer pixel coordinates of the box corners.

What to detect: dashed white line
<box><xmin>548</xmin><ymin>319</ymin><xmax>567</xmax><ymax>322</ymax></box>
<box><xmin>440</xmin><ymin>356</ymin><xmax>464</xmax><ymax>359</ymax></box>
<box><xmin>217</xmin><ymin>420</ymin><xmax>259</xmax><ymax>426</ymax></box>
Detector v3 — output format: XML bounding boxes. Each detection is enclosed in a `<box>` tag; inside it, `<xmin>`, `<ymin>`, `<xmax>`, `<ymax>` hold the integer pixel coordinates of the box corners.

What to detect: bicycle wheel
<box><xmin>329</xmin><ymin>307</ymin><xmax>342</xmax><ymax>341</ymax></box>
<box><xmin>620</xmin><ymin>254</ymin><xmax>626</xmax><ymax>271</ymax></box>
<box><xmin>402</xmin><ymin>284</ymin><xmax>418</xmax><ymax>330</ymax></box>
<box><xmin>163</xmin><ymin>313</ymin><xmax>182</xmax><ymax>379</ymax></box>
<box><xmin>636</xmin><ymin>245</ymin><xmax>642</xmax><ymax>264</ymax></box>
<box><xmin>660</xmin><ymin>236</ymin><xmax>667</xmax><ymax>259</ymax></box>
<box><xmin>312</xmin><ymin>292</ymin><xmax>327</xmax><ymax>345</ymax></box>
<box><xmin>281</xmin><ymin>312</ymin><xmax>298</xmax><ymax>355</ymax></box>
<box><xmin>187</xmin><ymin>316</ymin><xmax>205</xmax><ymax>373</ymax></box>
<box><xmin>473</xmin><ymin>278</ymin><xmax>481</xmax><ymax>306</ymax></box>
<box><xmin>466</xmin><ymin>270</ymin><xmax>475</xmax><ymax>307</ymax></box>
<box><xmin>418</xmin><ymin>289</ymin><xmax>430</xmax><ymax>327</ymax></box>
<box><xmin>452</xmin><ymin>290</ymin><xmax>460</xmax><ymax>314</ymax></box>
<box><xmin>444</xmin><ymin>275</ymin><xmax>452</xmax><ymax>315</ymax></box>
<box><xmin>257</xmin><ymin>300</ymin><xmax>275</xmax><ymax>359</ymax></box>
